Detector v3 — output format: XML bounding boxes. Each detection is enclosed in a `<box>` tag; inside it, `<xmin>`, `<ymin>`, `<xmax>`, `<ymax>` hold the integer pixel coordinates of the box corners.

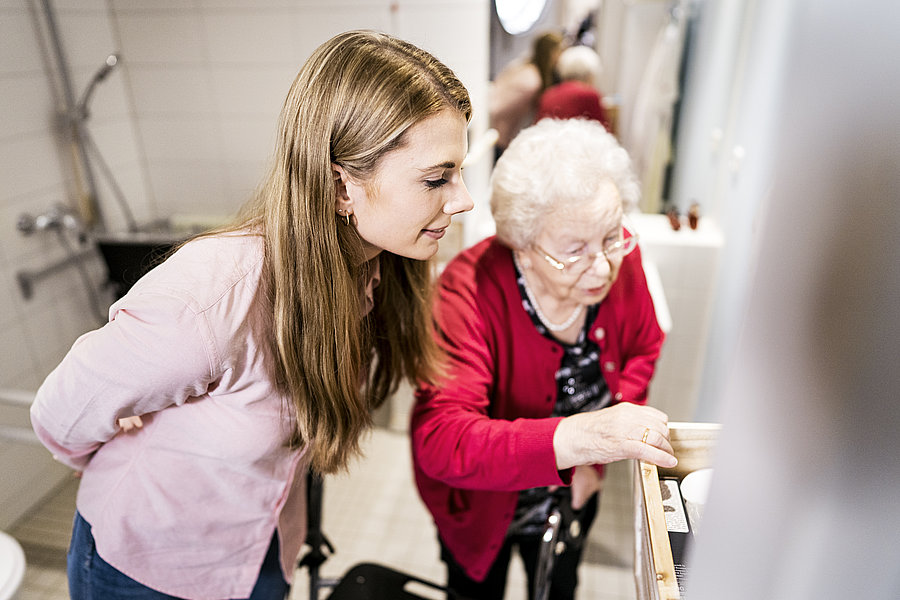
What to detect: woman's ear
<box><xmin>332</xmin><ymin>163</ymin><xmax>353</xmax><ymax>216</ymax></box>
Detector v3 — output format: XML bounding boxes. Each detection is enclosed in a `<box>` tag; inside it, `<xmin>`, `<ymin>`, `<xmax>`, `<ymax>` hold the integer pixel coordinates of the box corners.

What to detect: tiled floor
<box><xmin>9</xmin><ymin>427</ymin><xmax>637</xmax><ymax>600</ymax></box>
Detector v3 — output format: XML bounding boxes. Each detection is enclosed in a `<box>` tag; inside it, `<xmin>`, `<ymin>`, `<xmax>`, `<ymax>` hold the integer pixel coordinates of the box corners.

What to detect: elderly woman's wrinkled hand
<box><xmin>553</xmin><ymin>402</ymin><xmax>677</xmax><ymax>470</ymax></box>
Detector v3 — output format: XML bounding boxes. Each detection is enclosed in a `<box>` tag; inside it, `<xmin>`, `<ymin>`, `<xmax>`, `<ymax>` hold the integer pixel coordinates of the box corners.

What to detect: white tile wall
<box><xmin>115</xmin><ymin>12</ymin><xmax>210</xmax><ymax>65</ymax></box>
<box><xmin>209</xmin><ymin>65</ymin><xmax>297</xmax><ymax>116</ymax></box>
<box><xmin>201</xmin><ymin>12</ymin><xmax>299</xmax><ymax>64</ymax></box>
<box><xmin>107</xmin><ymin>0</ymin><xmax>490</xmax><ymax>221</ymax></box>
<box><xmin>0</xmin><ymin>438</ymin><xmax>71</xmax><ymax>530</ymax></box>
<box><xmin>291</xmin><ymin>6</ymin><xmax>393</xmax><ymax>60</ymax></box>
<box><xmin>0</xmin><ymin>12</ymin><xmax>45</xmax><ymax>74</ymax></box>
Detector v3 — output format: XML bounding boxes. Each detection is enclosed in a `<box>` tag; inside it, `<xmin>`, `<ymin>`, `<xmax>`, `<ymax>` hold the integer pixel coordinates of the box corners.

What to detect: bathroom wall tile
<box><xmin>114</xmin><ymin>12</ymin><xmax>208</xmax><ymax>65</ymax></box>
<box><xmin>12</xmin><ymin>239</ymin><xmax>73</xmax><ymax>303</ymax></box>
<box><xmin>4</xmin><ymin>264</ymin><xmax>66</xmax><ymax>335</ymax></box>
<box><xmin>22</xmin><ymin>300</ymin><xmax>81</xmax><ymax>377</ymax></box>
<box><xmin>93</xmin><ymin>164</ymin><xmax>157</xmax><ymax>231</ymax></box>
<box><xmin>0</xmin><ymin>11</ymin><xmax>44</xmax><ymax>76</ymax></box>
<box><xmin>0</xmin><ymin>443</ymin><xmax>70</xmax><ymax>530</ymax></box>
<box><xmin>182</xmin><ymin>187</ymin><xmax>246</xmax><ymax>219</ymax></box>
<box><xmin>137</xmin><ymin>115</ymin><xmax>223</xmax><ymax>162</ymax></box>
<box><xmin>198</xmin><ymin>0</ymin><xmax>317</xmax><ymax>8</ymax></box>
<box><xmin>0</xmin><ymin>190</ymin><xmax>71</xmax><ymax>268</ymax></box>
<box><xmin>0</xmin><ymin>323</ymin><xmax>40</xmax><ymax>390</ymax></box>
<box><xmin>220</xmin><ymin>159</ymin><xmax>268</xmax><ymax>208</ymax></box>
<box><xmin>86</xmin><ymin>119</ymin><xmax>144</xmax><ymax>172</ymax></box>
<box><xmin>112</xmin><ymin>0</ymin><xmax>200</xmax><ymax>11</ymax></box>
<box><xmin>217</xmin><ymin>117</ymin><xmax>277</xmax><ymax>163</ymax></box>
<box><xmin>54</xmin><ymin>0</ymin><xmax>108</xmax><ymax>11</ymax></box>
<box><xmin>126</xmin><ymin>65</ymin><xmax>214</xmax><ymax>116</ymax></box>
<box><xmin>0</xmin><ymin>263</ymin><xmax>20</xmax><ymax>328</ymax></box>
<box><xmin>202</xmin><ymin>11</ymin><xmax>296</xmax><ymax>65</ymax></box>
<box><xmin>56</xmin><ymin>12</ymin><xmax>118</xmax><ymax>72</ymax></box>
<box><xmin>393</xmin><ymin>1</ymin><xmax>487</xmax><ymax>87</ymax></box>
<box><xmin>0</xmin><ymin>74</ymin><xmax>57</xmax><ymax>141</ymax></box>
<box><xmin>209</xmin><ymin>65</ymin><xmax>295</xmax><ymax>117</ymax></box>
<box><xmin>70</xmin><ymin>69</ymin><xmax>133</xmax><ymax>123</ymax></box>
<box><xmin>145</xmin><ymin>160</ymin><xmax>231</xmax><ymax>217</ymax></box>
<box><xmin>52</xmin><ymin>285</ymin><xmax>107</xmax><ymax>351</ymax></box>
<box><xmin>0</xmin><ymin>134</ymin><xmax>68</xmax><ymax>201</ymax></box>
<box><xmin>291</xmin><ymin>6</ymin><xmax>392</xmax><ymax>63</ymax></box>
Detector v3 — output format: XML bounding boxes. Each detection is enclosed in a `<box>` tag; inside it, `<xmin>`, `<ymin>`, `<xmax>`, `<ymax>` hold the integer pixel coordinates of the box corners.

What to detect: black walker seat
<box><xmin>298</xmin><ymin>471</ymin><xmax>452</xmax><ymax>600</ymax></box>
<box><xmin>324</xmin><ymin>563</ymin><xmax>448</xmax><ymax>600</ymax></box>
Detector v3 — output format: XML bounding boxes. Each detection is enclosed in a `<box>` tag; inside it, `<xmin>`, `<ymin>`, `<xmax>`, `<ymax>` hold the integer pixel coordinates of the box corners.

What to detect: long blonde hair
<box><xmin>532</xmin><ymin>32</ymin><xmax>564</xmax><ymax>92</ymax></box>
<box><xmin>221</xmin><ymin>31</ymin><xmax>471</xmax><ymax>473</ymax></box>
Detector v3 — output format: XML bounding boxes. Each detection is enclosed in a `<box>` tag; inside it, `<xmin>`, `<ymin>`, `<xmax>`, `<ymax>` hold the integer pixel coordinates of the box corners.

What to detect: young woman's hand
<box><xmin>570</xmin><ymin>465</ymin><xmax>603</xmax><ymax>510</ymax></box>
<box><xmin>117</xmin><ymin>416</ymin><xmax>144</xmax><ymax>432</ymax></box>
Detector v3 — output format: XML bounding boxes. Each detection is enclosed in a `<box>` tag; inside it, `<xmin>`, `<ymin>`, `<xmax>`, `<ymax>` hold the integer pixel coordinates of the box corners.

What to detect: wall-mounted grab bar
<box><xmin>0</xmin><ymin>389</ymin><xmax>39</xmax><ymax>445</ymax></box>
<box><xmin>15</xmin><ymin>204</ymin><xmax>107</xmax><ymax>323</ymax></box>
<box><xmin>16</xmin><ymin>247</ymin><xmax>96</xmax><ymax>300</ymax></box>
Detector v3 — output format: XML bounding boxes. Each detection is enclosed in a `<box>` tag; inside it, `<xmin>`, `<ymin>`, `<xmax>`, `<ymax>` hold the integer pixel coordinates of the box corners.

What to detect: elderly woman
<box><xmin>411</xmin><ymin>118</ymin><xmax>674</xmax><ymax>600</ymax></box>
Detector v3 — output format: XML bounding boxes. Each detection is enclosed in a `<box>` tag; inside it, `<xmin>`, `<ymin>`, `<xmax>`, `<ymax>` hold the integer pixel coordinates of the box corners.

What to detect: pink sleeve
<box><xmin>31</xmin><ymin>290</ymin><xmax>217</xmax><ymax>470</ymax></box>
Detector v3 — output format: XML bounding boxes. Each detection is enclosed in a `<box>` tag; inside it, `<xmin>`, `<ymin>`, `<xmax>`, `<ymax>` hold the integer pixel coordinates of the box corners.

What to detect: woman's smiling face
<box><xmin>336</xmin><ymin>109</ymin><xmax>473</xmax><ymax>261</ymax></box>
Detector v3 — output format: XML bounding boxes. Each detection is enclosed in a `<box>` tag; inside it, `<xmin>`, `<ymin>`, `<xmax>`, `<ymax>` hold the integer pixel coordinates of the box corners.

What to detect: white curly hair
<box><xmin>490</xmin><ymin>118</ymin><xmax>640</xmax><ymax>250</ymax></box>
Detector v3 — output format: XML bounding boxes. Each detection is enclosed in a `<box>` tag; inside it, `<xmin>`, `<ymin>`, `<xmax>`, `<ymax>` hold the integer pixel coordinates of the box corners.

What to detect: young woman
<box><xmin>31</xmin><ymin>30</ymin><xmax>473</xmax><ymax>600</ymax></box>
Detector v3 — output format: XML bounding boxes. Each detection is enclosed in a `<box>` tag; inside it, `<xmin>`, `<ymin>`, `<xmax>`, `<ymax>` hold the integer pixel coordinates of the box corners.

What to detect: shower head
<box><xmin>76</xmin><ymin>52</ymin><xmax>121</xmax><ymax>120</ymax></box>
<box><xmin>95</xmin><ymin>53</ymin><xmax>119</xmax><ymax>82</ymax></box>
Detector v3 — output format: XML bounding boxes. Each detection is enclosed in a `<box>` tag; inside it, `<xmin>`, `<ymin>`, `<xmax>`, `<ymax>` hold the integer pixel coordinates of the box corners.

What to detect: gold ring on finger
<box><xmin>641</xmin><ymin>427</ymin><xmax>651</xmax><ymax>444</ymax></box>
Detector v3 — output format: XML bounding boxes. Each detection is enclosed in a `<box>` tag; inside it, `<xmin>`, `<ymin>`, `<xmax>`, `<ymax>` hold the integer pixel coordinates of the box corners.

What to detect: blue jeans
<box><xmin>68</xmin><ymin>511</ymin><xmax>289</xmax><ymax>600</ymax></box>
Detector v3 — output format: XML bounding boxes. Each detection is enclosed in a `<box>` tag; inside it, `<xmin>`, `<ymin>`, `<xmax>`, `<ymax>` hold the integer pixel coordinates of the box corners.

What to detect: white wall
<box><xmin>0</xmin><ymin>0</ymin><xmax>489</xmax><ymax>528</ymax></box>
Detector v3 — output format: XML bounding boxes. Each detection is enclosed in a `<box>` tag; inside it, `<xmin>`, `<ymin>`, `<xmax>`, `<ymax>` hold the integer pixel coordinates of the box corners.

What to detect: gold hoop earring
<box><xmin>337</xmin><ymin>209</ymin><xmax>351</xmax><ymax>226</ymax></box>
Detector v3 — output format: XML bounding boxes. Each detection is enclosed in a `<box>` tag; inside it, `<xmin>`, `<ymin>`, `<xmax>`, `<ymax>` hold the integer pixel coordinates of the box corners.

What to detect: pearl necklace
<box><xmin>513</xmin><ymin>252</ymin><xmax>584</xmax><ymax>332</ymax></box>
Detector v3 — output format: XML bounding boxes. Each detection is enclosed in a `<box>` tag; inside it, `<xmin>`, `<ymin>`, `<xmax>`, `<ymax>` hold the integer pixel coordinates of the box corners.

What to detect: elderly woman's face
<box><xmin>527</xmin><ymin>180</ymin><xmax>624</xmax><ymax>306</ymax></box>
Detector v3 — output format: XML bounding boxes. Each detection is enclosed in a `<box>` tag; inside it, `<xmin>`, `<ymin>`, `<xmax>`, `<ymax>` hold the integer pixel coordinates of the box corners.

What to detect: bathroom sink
<box><xmin>94</xmin><ymin>230</ymin><xmax>187</xmax><ymax>299</ymax></box>
<box><xmin>94</xmin><ymin>216</ymin><xmax>228</xmax><ymax>298</ymax></box>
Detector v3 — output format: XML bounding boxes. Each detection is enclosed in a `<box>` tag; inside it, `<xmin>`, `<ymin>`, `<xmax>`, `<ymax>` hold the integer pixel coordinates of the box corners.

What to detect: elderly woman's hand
<box><xmin>553</xmin><ymin>402</ymin><xmax>677</xmax><ymax>470</ymax></box>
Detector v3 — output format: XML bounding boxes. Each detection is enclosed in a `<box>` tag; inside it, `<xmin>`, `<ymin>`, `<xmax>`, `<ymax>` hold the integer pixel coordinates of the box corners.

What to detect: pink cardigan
<box><xmin>31</xmin><ymin>234</ymin><xmax>308</xmax><ymax>599</ymax></box>
<box><xmin>411</xmin><ymin>236</ymin><xmax>663</xmax><ymax>581</ymax></box>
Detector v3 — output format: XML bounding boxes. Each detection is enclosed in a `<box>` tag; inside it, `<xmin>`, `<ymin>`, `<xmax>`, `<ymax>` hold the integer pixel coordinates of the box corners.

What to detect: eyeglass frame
<box><xmin>532</xmin><ymin>219</ymin><xmax>640</xmax><ymax>274</ymax></box>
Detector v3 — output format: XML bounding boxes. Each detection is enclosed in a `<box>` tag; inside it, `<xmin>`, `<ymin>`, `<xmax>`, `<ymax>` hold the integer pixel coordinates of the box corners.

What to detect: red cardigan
<box><xmin>411</xmin><ymin>237</ymin><xmax>663</xmax><ymax>581</ymax></box>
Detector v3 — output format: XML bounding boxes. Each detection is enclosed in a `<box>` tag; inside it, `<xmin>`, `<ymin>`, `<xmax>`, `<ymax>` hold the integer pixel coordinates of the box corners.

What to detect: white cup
<box><xmin>680</xmin><ymin>468</ymin><xmax>713</xmax><ymax>535</ymax></box>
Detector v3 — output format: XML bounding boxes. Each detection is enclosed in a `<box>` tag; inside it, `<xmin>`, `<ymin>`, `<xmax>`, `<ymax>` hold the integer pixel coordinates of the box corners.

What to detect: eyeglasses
<box><xmin>534</xmin><ymin>224</ymin><xmax>639</xmax><ymax>275</ymax></box>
